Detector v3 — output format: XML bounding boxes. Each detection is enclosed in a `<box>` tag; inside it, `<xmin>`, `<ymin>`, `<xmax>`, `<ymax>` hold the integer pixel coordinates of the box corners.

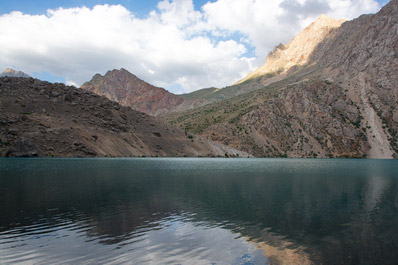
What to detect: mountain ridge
<box><xmin>81</xmin><ymin>68</ymin><xmax>209</xmax><ymax>116</ymax></box>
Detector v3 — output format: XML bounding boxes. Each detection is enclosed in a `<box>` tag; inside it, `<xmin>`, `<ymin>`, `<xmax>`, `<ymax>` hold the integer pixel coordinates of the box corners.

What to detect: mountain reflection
<box><xmin>1</xmin><ymin>158</ymin><xmax>398</xmax><ymax>264</ymax></box>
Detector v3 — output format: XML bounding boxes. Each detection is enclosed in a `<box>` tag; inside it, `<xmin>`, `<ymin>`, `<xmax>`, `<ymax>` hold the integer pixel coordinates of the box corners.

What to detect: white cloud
<box><xmin>0</xmin><ymin>0</ymin><xmax>381</xmax><ymax>93</ymax></box>
<box><xmin>202</xmin><ymin>0</ymin><xmax>381</xmax><ymax>62</ymax></box>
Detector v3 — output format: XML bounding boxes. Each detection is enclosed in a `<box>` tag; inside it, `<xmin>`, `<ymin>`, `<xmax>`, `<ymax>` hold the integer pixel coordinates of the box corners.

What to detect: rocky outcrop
<box><xmin>0</xmin><ymin>77</ymin><xmax>249</xmax><ymax>157</ymax></box>
<box><xmin>81</xmin><ymin>68</ymin><xmax>208</xmax><ymax>116</ymax></box>
<box><xmin>0</xmin><ymin>68</ymin><xmax>31</xmax><ymax>78</ymax></box>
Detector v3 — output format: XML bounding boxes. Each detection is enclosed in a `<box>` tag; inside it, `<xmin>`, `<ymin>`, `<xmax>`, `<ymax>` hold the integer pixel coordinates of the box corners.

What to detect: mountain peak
<box><xmin>119</xmin><ymin>67</ymin><xmax>129</xmax><ymax>73</ymax></box>
<box><xmin>315</xmin><ymin>14</ymin><xmax>333</xmax><ymax>22</ymax></box>
<box><xmin>0</xmin><ymin>68</ymin><xmax>31</xmax><ymax>78</ymax></box>
<box><xmin>81</xmin><ymin>69</ymin><xmax>188</xmax><ymax>116</ymax></box>
<box><xmin>316</xmin><ymin>14</ymin><xmax>329</xmax><ymax>19</ymax></box>
<box><xmin>102</xmin><ymin>68</ymin><xmax>139</xmax><ymax>80</ymax></box>
<box><xmin>236</xmin><ymin>15</ymin><xmax>345</xmax><ymax>83</ymax></box>
<box><xmin>310</xmin><ymin>14</ymin><xmax>345</xmax><ymax>30</ymax></box>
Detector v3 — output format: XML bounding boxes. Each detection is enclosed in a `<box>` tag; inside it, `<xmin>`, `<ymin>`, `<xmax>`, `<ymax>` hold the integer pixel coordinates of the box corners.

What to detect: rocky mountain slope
<box><xmin>0</xmin><ymin>77</ymin><xmax>248</xmax><ymax>157</ymax></box>
<box><xmin>0</xmin><ymin>68</ymin><xmax>31</xmax><ymax>78</ymax></box>
<box><xmin>81</xmin><ymin>68</ymin><xmax>208</xmax><ymax>116</ymax></box>
<box><xmin>167</xmin><ymin>0</ymin><xmax>398</xmax><ymax>158</ymax></box>
<box><xmin>167</xmin><ymin>79</ymin><xmax>369</xmax><ymax>158</ymax></box>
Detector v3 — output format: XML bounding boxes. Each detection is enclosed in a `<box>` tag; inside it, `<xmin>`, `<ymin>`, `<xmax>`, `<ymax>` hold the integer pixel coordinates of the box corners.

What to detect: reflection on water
<box><xmin>0</xmin><ymin>158</ymin><xmax>398</xmax><ymax>264</ymax></box>
<box><xmin>365</xmin><ymin>175</ymin><xmax>389</xmax><ymax>213</ymax></box>
<box><xmin>0</xmin><ymin>213</ymin><xmax>267</xmax><ymax>264</ymax></box>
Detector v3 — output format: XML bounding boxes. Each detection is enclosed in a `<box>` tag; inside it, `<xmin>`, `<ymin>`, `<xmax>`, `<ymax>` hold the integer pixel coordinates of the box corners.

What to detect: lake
<box><xmin>0</xmin><ymin>158</ymin><xmax>397</xmax><ymax>264</ymax></box>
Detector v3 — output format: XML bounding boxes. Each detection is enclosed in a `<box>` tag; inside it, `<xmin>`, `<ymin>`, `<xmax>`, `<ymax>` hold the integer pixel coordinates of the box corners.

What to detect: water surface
<box><xmin>1</xmin><ymin>158</ymin><xmax>398</xmax><ymax>264</ymax></box>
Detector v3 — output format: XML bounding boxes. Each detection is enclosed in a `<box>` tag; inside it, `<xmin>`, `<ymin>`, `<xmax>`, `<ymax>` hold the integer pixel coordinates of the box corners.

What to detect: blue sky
<box><xmin>0</xmin><ymin>0</ymin><xmax>386</xmax><ymax>93</ymax></box>
<box><xmin>0</xmin><ymin>0</ymin><xmax>213</xmax><ymax>16</ymax></box>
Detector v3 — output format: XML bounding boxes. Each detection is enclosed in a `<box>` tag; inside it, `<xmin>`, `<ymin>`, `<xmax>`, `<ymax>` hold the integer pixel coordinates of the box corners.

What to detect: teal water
<box><xmin>0</xmin><ymin>158</ymin><xmax>397</xmax><ymax>264</ymax></box>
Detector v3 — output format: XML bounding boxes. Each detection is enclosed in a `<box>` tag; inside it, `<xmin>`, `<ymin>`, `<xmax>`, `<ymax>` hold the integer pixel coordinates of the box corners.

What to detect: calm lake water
<box><xmin>0</xmin><ymin>158</ymin><xmax>398</xmax><ymax>264</ymax></box>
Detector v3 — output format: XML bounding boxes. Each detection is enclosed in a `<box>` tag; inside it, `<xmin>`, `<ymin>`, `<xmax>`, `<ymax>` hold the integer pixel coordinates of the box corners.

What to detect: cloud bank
<box><xmin>0</xmin><ymin>0</ymin><xmax>380</xmax><ymax>93</ymax></box>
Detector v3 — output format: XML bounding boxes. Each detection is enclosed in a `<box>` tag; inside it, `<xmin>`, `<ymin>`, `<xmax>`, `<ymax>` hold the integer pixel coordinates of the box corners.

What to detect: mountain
<box><xmin>0</xmin><ymin>77</ymin><xmax>248</xmax><ymax>157</ymax></box>
<box><xmin>81</xmin><ymin>68</ymin><xmax>208</xmax><ymax>116</ymax></box>
<box><xmin>236</xmin><ymin>15</ymin><xmax>345</xmax><ymax>84</ymax></box>
<box><xmin>164</xmin><ymin>15</ymin><xmax>346</xmax><ymax>105</ymax></box>
<box><xmin>167</xmin><ymin>0</ymin><xmax>398</xmax><ymax>158</ymax></box>
<box><xmin>0</xmin><ymin>68</ymin><xmax>31</xmax><ymax>78</ymax></box>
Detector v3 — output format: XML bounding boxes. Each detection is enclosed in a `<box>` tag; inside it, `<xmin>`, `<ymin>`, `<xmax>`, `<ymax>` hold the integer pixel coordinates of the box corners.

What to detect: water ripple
<box><xmin>1</xmin><ymin>158</ymin><xmax>398</xmax><ymax>264</ymax></box>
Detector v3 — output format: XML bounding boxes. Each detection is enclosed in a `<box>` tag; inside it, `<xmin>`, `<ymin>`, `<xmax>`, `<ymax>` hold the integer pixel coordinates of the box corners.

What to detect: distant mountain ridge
<box><xmin>81</xmin><ymin>68</ymin><xmax>209</xmax><ymax>116</ymax></box>
<box><xmin>0</xmin><ymin>68</ymin><xmax>30</xmax><ymax>78</ymax></box>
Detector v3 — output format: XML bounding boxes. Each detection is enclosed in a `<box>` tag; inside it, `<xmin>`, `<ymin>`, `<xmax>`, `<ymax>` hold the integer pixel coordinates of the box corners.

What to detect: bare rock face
<box><xmin>240</xmin><ymin>81</ymin><xmax>368</xmax><ymax>158</ymax></box>
<box><xmin>0</xmin><ymin>77</ymin><xmax>249</xmax><ymax>158</ymax></box>
<box><xmin>0</xmin><ymin>68</ymin><xmax>31</xmax><ymax>78</ymax></box>
<box><xmin>81</xmin><ymin>68</ymin><xmax>207</xmax><ymax>116</ymax></box>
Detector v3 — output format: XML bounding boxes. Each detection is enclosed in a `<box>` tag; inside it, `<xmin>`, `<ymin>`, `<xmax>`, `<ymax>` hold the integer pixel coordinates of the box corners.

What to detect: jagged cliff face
<box><xmin>167</xmin><ymin>0</ymin><xmax>398</xmax><ymax>158</ymax></box>
<box><xmin>81</xmin><ymin>68</ymin><xmax>207</xmax><ymax>116</ymax></box>
<box><xmin>0</xmin><ymin>68</ymin><xmax>31</xmax><ymax>78</ymax></box>
<box><xmin>0</xmin><ymin>77</ymin><xmax>248</xmax><ymax>157</ymax></box>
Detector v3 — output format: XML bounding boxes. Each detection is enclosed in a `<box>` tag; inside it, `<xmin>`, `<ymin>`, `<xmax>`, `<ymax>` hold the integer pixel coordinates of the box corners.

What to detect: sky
<box><xmin>0</xmin><ymin>0</ymin><xmax>386</xmax><ymax>94</ymax></box>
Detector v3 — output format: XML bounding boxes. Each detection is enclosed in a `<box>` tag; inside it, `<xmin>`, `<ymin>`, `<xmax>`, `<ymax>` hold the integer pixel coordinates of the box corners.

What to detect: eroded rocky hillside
<box><xmin>167</xmin><ymin>80</ymin><xmax>370</xmax><ymax>158</ymax></box>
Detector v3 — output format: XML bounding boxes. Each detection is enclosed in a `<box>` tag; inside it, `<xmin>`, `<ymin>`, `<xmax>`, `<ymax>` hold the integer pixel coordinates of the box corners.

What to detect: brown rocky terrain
<box><xmin>0</xmin><ymin>77</ymin><xmax>248</xmax><ymax>157</ymax></box>
<box><xmin>167</xmin><ymin>0</ymin><xmax>398</xmax><ymax>158</ymax></box>
<box><xmin>81</xmin><ymin>68</ymin><xmax>208</xmax><ymax>116</ymax></box>
<box><xmin>167</xmin><ymin>80</ymin><xmax>369</xmax><ymax>158</ymax></box>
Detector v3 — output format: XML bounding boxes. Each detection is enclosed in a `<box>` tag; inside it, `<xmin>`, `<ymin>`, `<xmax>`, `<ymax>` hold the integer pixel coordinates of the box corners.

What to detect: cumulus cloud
<box><xmin>0</xmin><ymin>0</ymin><xmax>381</xmax><ymax>93</ymax></box>
<box><xmin>202</xmin><ymin>0</ymin><xmax>380</xmax><ymax>62</ymax></box>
